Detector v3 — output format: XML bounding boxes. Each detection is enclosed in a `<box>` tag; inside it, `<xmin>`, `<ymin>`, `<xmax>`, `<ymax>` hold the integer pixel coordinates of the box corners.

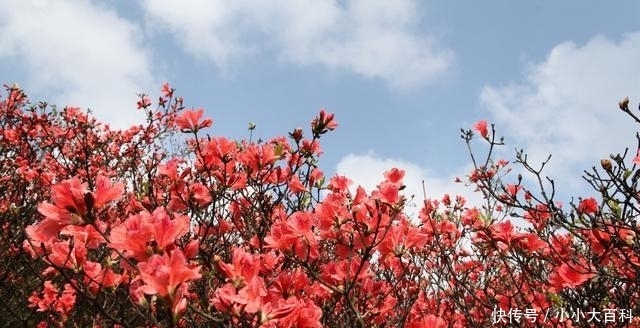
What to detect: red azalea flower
<box><xmin>383</xmin><ymin>168</ymin><xmax>405</xmax><ymax>184</ymax></box>
<box><xmin>136</xmin><ymin>95</ymin><xmax>151</xmax><ymax>109</ymax></box>
<box><xmin>175</xmin><ymin>108</ymin><xmax>213</xmax><ymax>133</ymax></box>
<box><xmin>109</xmin><ymin>208</ymin><xmax>189</xmax><ymax>261</ymax></box>
<box><xmin>288</xmin><ymin>175</ymin><xmax>307</xmax><ymax>193</ymax></box>
<box><xmin>473</xmin><ymin>120</ymin><xmax>489</xmax><ymax>138</ymax></box>
<box><xmin>218</xmin><ymin>247</ymin><xmax>261</xmax><ymax>288</ymax></box>
<box><xmin>549</xmin><ymin>262</ymin><xmax>595</xmax><ymax>292</ymax></box>
<box><xmin>137</xmin><ymin>249</ymin><xmax>201</xmax><ymax>298</ymax></box>
<box><xmin>92</xmin><ymin>175</ymin><xmax>124</xmax><ymax>209</ymax></box>
<box><xmin>161</xmin><ymin>82</ymin><xmax>173</xmax><ymax>98</ymax></box>
<box><xmin>577</xmin><ymin>197</ymin><xmax>598</xmax><ymax>214</ymax></box>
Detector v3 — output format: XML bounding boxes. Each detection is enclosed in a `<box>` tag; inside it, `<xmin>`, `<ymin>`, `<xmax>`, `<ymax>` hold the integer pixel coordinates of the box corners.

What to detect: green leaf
<box><xmin>607</xmin><ymin>199</ymin><xmax>621</xmax><ymax>216</ymax></box>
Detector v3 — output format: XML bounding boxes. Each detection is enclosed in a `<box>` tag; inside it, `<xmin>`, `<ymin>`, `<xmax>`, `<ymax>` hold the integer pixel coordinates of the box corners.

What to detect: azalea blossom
<box><xmin>548</xmin><ymin>262</ymin><xmax>595</xmax><ymax>293</ymax></box>
<box><xmin>161</xmin><ymin>82</ymin><xmax>174</xmax><ymax>98</ymax></box>
<box><xmin>473</xmin><ymin>120</ymin><xmax>489</xmax><ymax>138</ymax></box>
<box><xmin>383</xmin><ymin>168</ymin><xmax>405</xmax><ymax>184</ymax></box>
<box><xmin>28</xmin><ymin>281</ymin><xmax>76</xmax><ymax>319</ymax></box>
<box><xmin>175</xmin><ymin>108</ymin><xmax>213</xmax><ymax>133</ymax></box>
<box><xmin>28</xmin><ymin>176</ymin><xmax>122</xmax><ymax>241</ymax></box>
<box><xmin>92</xmin><ymin>175</ymin><xmax>124</xmax><ymax>209</ymax></box>
<box><xmin>109</xmin><ymin>208</ymin><xmax>190</xmax><ymax>261</ymax></box>
<box><xmin>577</xmin><ymin>197</ymin><xmax>598</xmax><ymax>214</ymax></box>
<box><xmin>137</xmin><ymin>249</ymin><xmax>201</xmax><ymax>298</ymax></box>
<box><xmin>311</xmin><ymin>109</ymin><xmax>338</xmax><ymax>135</ymax></box>
<box><xmin>38</xmin><ymin>177</ymin><xmax>89</xmax><ymax>225</ymax></box>
<box><xmin>218</xmin><ymin>247</ymin><xmax>261</xmax><ymax>288</ymax></box>
<box><xmin>287</xmin><ymin>176</ymin><xmax>306</xmax><ymax>194</ymax></box>
<box><xmin>328</xmin><ymin>175</ymin><xmax>352</xmax><ymax>193</ymax></box>
<box><xmin>136</xmin><ymin>95</ymin><xmax>151</xmax><ymax>109</ymax></box>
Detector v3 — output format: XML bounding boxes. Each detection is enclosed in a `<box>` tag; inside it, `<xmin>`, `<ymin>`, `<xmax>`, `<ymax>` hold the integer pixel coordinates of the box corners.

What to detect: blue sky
<box><xmin>1</xmin><ymin>1</ymin><xmax>639</xmax><ymax>209</ymax></box>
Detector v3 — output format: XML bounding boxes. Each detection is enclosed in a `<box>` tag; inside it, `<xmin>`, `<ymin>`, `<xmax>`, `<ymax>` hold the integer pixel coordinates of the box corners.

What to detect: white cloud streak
<box><xmin>0</xmin><ymin>0</ymin><xmax>157</xmax><ymax>129</ymax></box>
<box><xmin>140</xmin><ymin>0</ymin><xmax>452</xmax><ymax>89</ymax></box>
<box><xmin>480</xmin><ymin>33</ymin><xmax>640</xmax><ymax>195</ymax></box>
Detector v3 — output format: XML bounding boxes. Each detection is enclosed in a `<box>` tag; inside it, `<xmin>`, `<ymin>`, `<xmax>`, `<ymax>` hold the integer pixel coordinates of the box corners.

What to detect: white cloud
<box><xmin>140</xmin><ymin>0</ymin><xmax>452</xmax><ymax>89</ymax></box>
<box><xmin>335</xmin><ymin>152</ymin><xmax>483</xmax><ymax>219</ymax></box>
<box><xmin>0</xmin><ymin>0</ymin><xmax>157</xmax><ymax>129</ymax></box>
<box><xmin>480</xmin><ymin>33</ymin><xmax>640</xmax><ymax>196</ymax></box>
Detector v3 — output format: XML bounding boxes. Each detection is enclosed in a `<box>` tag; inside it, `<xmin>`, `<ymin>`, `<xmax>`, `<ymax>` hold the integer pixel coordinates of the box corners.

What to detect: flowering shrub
<box><xmin>1</xmin><ymin>83</ymin><xmax>640</xmax><ymax>327</ymax></box>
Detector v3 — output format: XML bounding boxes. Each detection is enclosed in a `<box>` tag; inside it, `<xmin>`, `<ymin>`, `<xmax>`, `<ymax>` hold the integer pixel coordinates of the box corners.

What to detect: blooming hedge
<box><xmin>1</xmin><ymin>83</ymin><xmax>640</xmax><ymax>327</ymax></box>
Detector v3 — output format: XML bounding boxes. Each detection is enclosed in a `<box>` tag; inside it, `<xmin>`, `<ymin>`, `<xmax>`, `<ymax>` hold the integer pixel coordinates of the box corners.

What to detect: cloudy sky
<box><xmin>1</xmin><ymin>1</ymin><xmax>639</xmax><ymax>209</ymax></box>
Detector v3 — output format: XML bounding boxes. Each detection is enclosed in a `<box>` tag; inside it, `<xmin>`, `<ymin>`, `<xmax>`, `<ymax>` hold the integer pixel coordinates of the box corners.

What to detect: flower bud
<box><xmin>619</xmin><ymin>97</ymin><xmax>630</xmax><ymax>111</ymax></box>
<box><xmin>289</xmin><ymin>128</ymin><xmax>303</xmax><ymax>142</ymax></box>
<box><xmin>601</xmin><ymin>159</ymin><xmax>613</xmax><ymax>172</ymax></box>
